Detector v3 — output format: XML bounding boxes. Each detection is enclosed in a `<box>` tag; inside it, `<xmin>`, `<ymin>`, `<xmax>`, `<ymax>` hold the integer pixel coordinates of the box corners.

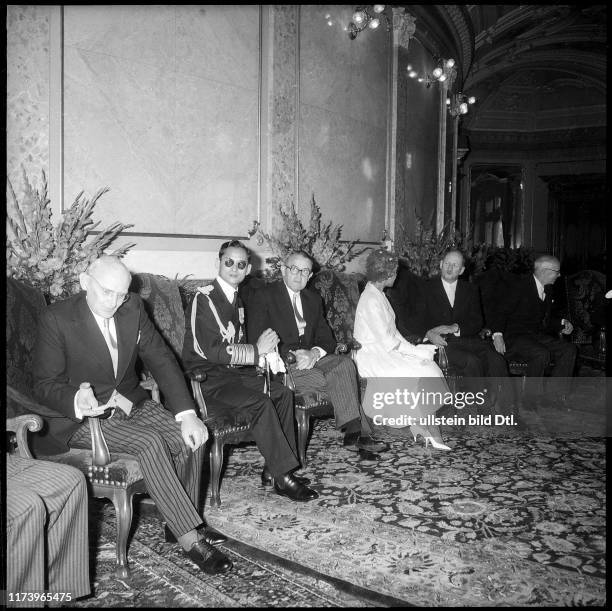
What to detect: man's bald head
<box><xmin>533</xmin><ymin>255</ymin><xmax>561</xmax><ymax>286</ymax></box>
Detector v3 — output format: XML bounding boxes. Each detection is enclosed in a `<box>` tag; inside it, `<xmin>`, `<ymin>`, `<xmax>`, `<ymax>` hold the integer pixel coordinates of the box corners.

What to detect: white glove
<box><xmin>265</xmin><ymin>349</ymin><xmax>286</xmax><ymax>374</ymax></box>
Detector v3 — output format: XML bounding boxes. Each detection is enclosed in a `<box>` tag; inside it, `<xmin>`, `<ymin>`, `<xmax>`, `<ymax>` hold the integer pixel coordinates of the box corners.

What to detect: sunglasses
<box><xmin>222</xmin><ymin>257</ymin><xmax>248</xmax><ymax>270</ymax></box>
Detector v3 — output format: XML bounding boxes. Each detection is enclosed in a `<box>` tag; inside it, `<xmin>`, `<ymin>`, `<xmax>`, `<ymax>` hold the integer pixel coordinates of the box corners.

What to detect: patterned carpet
<box><xmin>68</xmin><ymin>379</ymin><xmax>606</xmax><ymax>607</ymax></box>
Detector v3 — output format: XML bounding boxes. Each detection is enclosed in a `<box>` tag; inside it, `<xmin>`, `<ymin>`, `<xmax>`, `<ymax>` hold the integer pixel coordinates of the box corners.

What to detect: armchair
<box><xmin>189</xmin><ymin>369</ymin><xmax>255</xmax><ymax>507</ymax></box>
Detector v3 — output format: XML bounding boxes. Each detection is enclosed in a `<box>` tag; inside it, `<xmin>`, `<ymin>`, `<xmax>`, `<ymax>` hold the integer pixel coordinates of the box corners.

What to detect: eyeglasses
<box><xmin>542</xmin><ymin>267</ymin><xmax>561</xmax><ymax>274</ymax></box>
<box><xmin>284</xmin><ymin>264</ymin><xmax>312</xmax><ymax>277</ymax></box>
<box><xmin>222</xmin><ymin>257</ymin><xmax>249</xmax><ymax>270</ymax></box>
<box><xmin>88</xmin><ymin>274</ymin><xmax>129</xmax><ymax>304</ymax></box>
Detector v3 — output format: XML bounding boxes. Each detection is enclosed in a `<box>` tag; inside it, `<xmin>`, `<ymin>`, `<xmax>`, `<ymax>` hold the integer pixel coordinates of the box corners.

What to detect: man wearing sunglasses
<box><xmin>488</xmin><ymin>254</ymin><xmax>577</xmax><ymax>406</ymax></box>
<box><xmin>247</xmin><ymin>250</ymin><xmax>388</xmax><ymax>455</ymax></box>
<box><xmin>182</xmin><ymin>240</ymin><xmax>318</xmax><ymax>502</ymax></box>
<box><xmin>32</xmin><ymin>255</ymin><xmax>232</xmax><ymax>576</ymax></box>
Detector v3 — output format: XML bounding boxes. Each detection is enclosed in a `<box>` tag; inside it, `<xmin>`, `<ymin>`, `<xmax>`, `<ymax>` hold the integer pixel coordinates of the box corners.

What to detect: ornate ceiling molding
<box><xmin>437</xmin><ymin>5</ymin><xmax>474</xmax><ymax>83</ymax></box>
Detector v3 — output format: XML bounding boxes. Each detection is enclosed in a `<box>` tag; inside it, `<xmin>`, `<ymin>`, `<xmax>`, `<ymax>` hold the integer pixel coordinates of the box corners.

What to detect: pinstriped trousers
<box><xmin>69</xmin><ymin>400</ymin><xmax>204</xmax><ymax>539</ymax></box>
<box><xmin>290</xmin><ymin>354</ymin><xmax>372</xmax><ymax>433</ymax></box>
<box><xmin>6</xmin><ymin>455</ymin><xmax>90</xmax><ymax>605</ymax></box>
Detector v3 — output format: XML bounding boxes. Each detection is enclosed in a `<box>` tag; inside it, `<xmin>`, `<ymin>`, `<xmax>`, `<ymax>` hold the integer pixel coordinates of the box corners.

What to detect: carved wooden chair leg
<box><xmin>296</xmin><ymin>411</ymin><xmax>310</xmax><ymax>468</ymax></box>
<box><xmin>109</xmin><ymin>486</ymin><xmax>134</xmax><ymax>580</ymax></box>
<box><xmin>209</xmin><ymin>438</ymin><xmax>224</xmax><ymax>508</ymax></box>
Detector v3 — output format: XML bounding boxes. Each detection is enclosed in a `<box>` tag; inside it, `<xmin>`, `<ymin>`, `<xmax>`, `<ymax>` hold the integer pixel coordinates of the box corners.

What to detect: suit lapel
<box><xmin>300</xmin><ymin>290</ymin><xmax>317</xmax><ymax>336</ymax></box>
<box><xmin>114</xmin><ymin>298</ymin><xmax>139</xmax><ymax>382</ymax></box>
<box><xmin>73</xmin><ymin>294</ymin><xmax>115</xmax><ymax>377</ymax></box>
<box><xmin>212</xmin><ymin>279</ymin><xmax>235</xmax><ymax>322</ymax></box>
<box><xmin>453</xmin><ymin>280</ymin><xmax>465</xmax><ymax>314</ymax></box>
<box><xmin>436</xmin><ymin>279</ymin><xmax>453</xmax><ymax>313</ymax></box>
<box><xmin>276</xmin><ymin>281</ymin><xmax>299</xmax><ymax>336</ymax></box>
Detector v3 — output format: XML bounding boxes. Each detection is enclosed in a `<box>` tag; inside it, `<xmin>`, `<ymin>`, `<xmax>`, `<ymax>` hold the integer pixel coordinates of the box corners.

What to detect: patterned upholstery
<box><xmin>44</xmin><ymin>448</ymin><xmax>144</xmax><ymax>488</ymax></box>
<box><xmin>131</xmin><ymin>273</ymin><xmax>185</xmax><ymax>358</ymax></box>
<box><xmin>565</xmin><ymin>270</ymin><xmax>606</xmax><ymax>344</ymax></box>
<box><xmin>6</xmin><ymin>278</ymin><xmax>146</xmax><ymax>580</ymax></box>
<box><xmin>311</xmin><ymin>269</ymin><xmax>366</xmax><ymax>347</ymax></box>
<box><xmin>6</xmin><ymin>278</ymin><xmax>47</xmax><ymax>396</ymax></box>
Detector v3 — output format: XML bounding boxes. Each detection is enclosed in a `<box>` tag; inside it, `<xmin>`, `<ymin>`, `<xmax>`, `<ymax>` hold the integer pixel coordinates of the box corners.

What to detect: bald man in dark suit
<box><xmin>32</xmin><ymin>255</ymin><xmax>231</xmax><ymax>575</ymax></box>
<box><xmin>488</xmin><ymin>254</ymin><xmax>577</xmax><ymax>403</ymax></box>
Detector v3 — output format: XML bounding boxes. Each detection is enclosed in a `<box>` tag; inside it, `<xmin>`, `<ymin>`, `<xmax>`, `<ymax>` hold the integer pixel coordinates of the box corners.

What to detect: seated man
<box><xmin>411</xmin><ymin>250</ymin><xmax>511</xmax><ymax>410</ymax></box>
<box><xmin>182</xmin><ymin>240</ymin><xmax>318</xmax><ymax>502</ymax></box>
<box><xmin>33</xmin><ymin>255</ymin><xmax>232</xmax><ymax>575</ymax></box>
<box><xmin>488</xmin><ymin>254</ymin><xmax>577</xmax><ymax>404</ymax></box>
<box><xmin>6</xmin><ymin>455</ymin><xmax>90</xmax><ymax>606</ymax></box>
<box><xmin>247</xmin><ymin>250</ymin><xmax>387</xmax><ymax>454</ymax></box>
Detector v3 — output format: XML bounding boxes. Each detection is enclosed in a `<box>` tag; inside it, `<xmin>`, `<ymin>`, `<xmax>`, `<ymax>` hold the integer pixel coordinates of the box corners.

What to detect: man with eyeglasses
<box><xmin>488</xmin><ymin>254</ymin><xmax>577</xmax><ymax>406</ymax></box>
<box><xmin>33</xmin><ymin>255</ymin><xmax>232</xmax><ymax>576</ymax></box>
<box><xmin>247</xmin><ymin>250</ymin><xmax>388</xmax><ymax>455</ymax></box>
<box><xmin>182</xmin><ymin>240</ymin><xmax>319</xmax><ymax>502</ymax></box>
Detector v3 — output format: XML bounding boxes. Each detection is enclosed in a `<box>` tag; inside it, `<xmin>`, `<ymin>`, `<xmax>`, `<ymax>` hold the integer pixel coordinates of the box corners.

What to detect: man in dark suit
<box><xmin>33</xmin><ymin>255</ymin><xmax>232</xmax><ymax>575</ymax></box>
<box><xmin>7</xmin><ymin>455</ymin><xmax>91</xmax><ymax>603</ymax></box>
<box><xmin>412</xmin><ymin>250</ymin><xmax>511</xmax><ymax>409</ymax></box>
<box><xmin>247</xmin><ymin>250</ymin><xmax>387</xmax><ymax>454</ymax></box>
<box><xmin>182</xmin><ymin>240</ymin><xmax>318</xmax><ymax>502</ymax></box>
<box><xmin>489</xmin><ymin>254</ymin><xmax>577</xmax><ymax>402</ymax></box>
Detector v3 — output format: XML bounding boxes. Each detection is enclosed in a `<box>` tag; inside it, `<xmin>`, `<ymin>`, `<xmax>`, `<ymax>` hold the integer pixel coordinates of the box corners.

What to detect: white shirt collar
<box><xmin>441</xmin><ymin>278</ymin><xmax>458</xmax><ymax>290</ymax></box>
<box><xmin>216</xmin><ymin>275</ymin><xmax>238</xmax><ymax>303</ymax></box>
<box><xmin>283</xmin><ymin>282</ymin><xmax>300</xmax><ymax>300</ymax></box>
<box><xmin>87</xmin><ymin>306</ymin><xmax>115</xmax><ymax>333</ymax></box>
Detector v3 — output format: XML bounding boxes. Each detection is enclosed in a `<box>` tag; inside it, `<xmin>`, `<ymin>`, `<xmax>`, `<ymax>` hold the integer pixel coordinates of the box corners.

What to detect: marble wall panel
<box><xmin>174</xmin><ymin>73</ymin><xmax>259</xmax><ymax>235</ymax></box>
<box><xmin>299</xmin><ymin>5</ymin><xmax>388</xmax><ymax>127</ymax></box>
<box><xmin>63</xmin><ymin>46</ymin><xmax>177</xmax><ymax>231</ymax></box>
<box><xmin>63</xmin><ymin>5</ymin><xmax>259</xmax><ymax>236</ymax></box>
<box><xmin>6</xmin><ymin>5</ymin><xmax>51</xmax><ymax>191</ymax></box>
<box><xmin>175</xmin><ymin>5</ymin><xmax>259</xmax><ymax>92</ymax></box>
<box><xmin>64</xmin><ymin>6</ymin><xmax>175</xmax><ymax>72</ymax></box>
<box><xmin>298</xmin><ymin>104</ymin><xmax>387</xmax><ymax>242</ymax></box>
<box><xmin>396</xmin><ymin>43</ymin><xmax>441</xmax><ymax>234</ymax></box>
<box><xmin>298</xmin><ymin>4</ymin><xmax>390</xmax><ymax>242</ymax></box>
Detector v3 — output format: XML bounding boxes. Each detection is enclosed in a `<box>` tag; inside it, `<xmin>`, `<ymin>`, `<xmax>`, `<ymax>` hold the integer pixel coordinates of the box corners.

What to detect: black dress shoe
<box><xmin>185</xmin><ymin>540</ymin><xmax>232</xmax><ymax>575</ymax></box>
<box><xmin>273</xmin><ymin>473</ymin><xmax>319</xmax><ymax>502</ymax></box>
<box><xmin>343</xmin><ymin>432</ymin><xmax>389</xmax><ymax>453</ymax></box>
<box><xmin>261</xmin><ymin>466</ymin><xmax>311</xmax><ymax>487</ymax></box>
<box><xmin>164</xmin><ymin>525</ymin><xmax>228</xmax><ymax>546</ymax></box>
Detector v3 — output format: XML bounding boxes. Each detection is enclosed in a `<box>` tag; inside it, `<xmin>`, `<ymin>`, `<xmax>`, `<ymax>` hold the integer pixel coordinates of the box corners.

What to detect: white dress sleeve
<box><xmin>355</xmin><ymin>284</ymin><xmax>436</xmax><ymax>360</ymax></box>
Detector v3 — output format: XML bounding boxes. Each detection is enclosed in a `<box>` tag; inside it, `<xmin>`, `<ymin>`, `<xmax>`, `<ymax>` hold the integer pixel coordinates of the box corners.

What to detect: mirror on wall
<box><xmin>468</xmin><ymin>165</ymin><xmax>523</xmax><ymax>248</ymax></box>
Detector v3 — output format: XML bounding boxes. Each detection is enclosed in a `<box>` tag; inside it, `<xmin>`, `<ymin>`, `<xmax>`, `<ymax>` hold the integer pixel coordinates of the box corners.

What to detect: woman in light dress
<box><xmin>353</xmin><ymin>248</ymin><xmax>451</xmax><ymax>450</ymax></box>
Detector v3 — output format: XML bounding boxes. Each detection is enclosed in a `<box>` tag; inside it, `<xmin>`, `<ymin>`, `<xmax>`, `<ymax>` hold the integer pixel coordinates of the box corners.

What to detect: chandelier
<box><xmin>347</xmin><ymin>5</ymin><xmax>390</xmax><ymax>39</ymax></box>
<box><xmin>406</xmin><ymin>57</ymin><xmax>456</xmax><ymax>88</ymax></box>
<box><xmin>447</xmin><ymin>93</ymin><xmax>477</xmax><ymax>117</ymax></box>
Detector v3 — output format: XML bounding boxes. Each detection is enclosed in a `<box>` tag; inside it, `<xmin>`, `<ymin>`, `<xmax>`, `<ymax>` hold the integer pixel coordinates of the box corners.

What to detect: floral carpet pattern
<box><xmin>68</xmin><ymin>411</ymin><xmax>606</xmax><ymax>607</ymax></box>
<box><xmin>206</xmin><ymin>418</ymin><xmax>606</xmax><ymax>607</ymax></box>
<box><xmin>71</xmin><ymin>500</ymin><xmax>373</xmax><ymax>607</ymax></box>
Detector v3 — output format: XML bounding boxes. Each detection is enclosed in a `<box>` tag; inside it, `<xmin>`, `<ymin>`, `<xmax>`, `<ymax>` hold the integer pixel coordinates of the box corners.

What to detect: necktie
<box><xmin>292</xmin><ymin>292</ymin><xmax>307</xmax><ymax>336</ymax></box>
<box><xmin>103</xmin><ymin>318</ymin><xmax>118</xmax><ymax>376</ymax></box>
